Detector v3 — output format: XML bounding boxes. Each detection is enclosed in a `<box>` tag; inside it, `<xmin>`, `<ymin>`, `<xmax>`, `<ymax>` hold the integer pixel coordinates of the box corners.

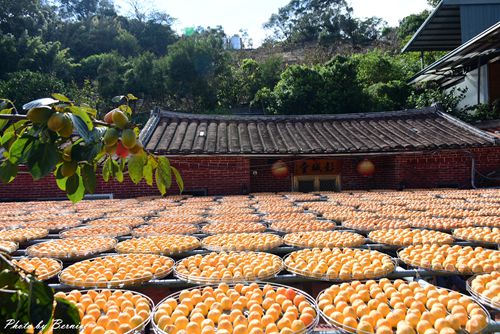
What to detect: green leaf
<box><xmin>111</xmin><ymin>159</ymin><xmax>123</xmax><ymax>182</ymax></box>
<box><xmin>54</xmin><ymin>164</ymin><xmax>67</xmax><ymax>191</ymax></box>
<box><xmin>157</xmin><ymin>156</ymin><xmax>172</xmax><ymax>188</ymax></box>
<box><xmin>89</xmin><ymin>126</ymin><xmax>106</xmax><ymax>142</ymax></box>
<box><xmin>155</xmin><ymin>157</ymin><xmax>172</xmax><ymax>195</ymax></box>
<box><xmin>102</xmin><ymin>158</ymin><xmax>111</xmax><ymax>182</ymax></box>
<box><xmin>29</xmin><ymin>279</ymin><xmax>54</xmax><ymax>333</ymax></box>
<box><xmin>118</xmin><ymin>104</ymin><xmax>132</xmax><ymax>117</ymax></box>
<box><xmin>69</xmin><ymin>106</ymin><xmax>93</xmax><ymax>130</ymax></box>
<box><xmin>1</xmin><ymin>120</ymin><xmax>28</xmax><ymax>146</ymax></box>
<box><xmin>26</xmin><ymin>142</ymin><xmax>59</xmax><ymax>180</ymax></box>
<box><xmin>52</xmin><ymin>93</ymin><xmax>71</xmax><ymax>103</ymax></box>
<box><xmin>8</xmin><ymin>136</ymin><xmax>33</xmax><ymax>164</ymax></box>
<box><xmin>155</xmin><ymin>168</ymin><xmax>166</xmax><ymax>195</ymax></box>
<box><xmin>66</xmin><ymin>174</ymin><xmax>79</xmax><ymax>195</ymax></box>
<box><xmin>81</xmin><ymin>106</ymin><xmax>97</xmax><ymax>117</ymax></box>
<box><xmin>148</xmin><ymin>155</ymin><xmax>158</xmax><ymax>169</ymax></box>
<box><xmin>133</xmin><ymin>126</ymin><xmax>140</xmax><ymax>137</ymax></box>
<box><xmin>81</xmin><ymin>164</ymin><xmax>96</xmax><ymax>194</ymax></box>
<box><xmin>0</xmin><ymin>161</ymin><xmax>18</xmax><ymax>183</ymax></box>
<box><xmin>71</xmin><ymin>142</ymin><xmax>102</xmax><ymax>163</ymax></box>
<box><xmin>1</xmin><ymin>130</ymin><xmax>15</xmax><ymax>147</ymax></box>
<box><xmin>127</xmin><ymin>93</ymin><xmax>138</xmax><ymax>100</ymax></box>
<box><xmin>66</xmin><ymin>173</ymin><xmax>85</xmax><ymax>203</ymax></box>
<box><xmin>53</xmin><ymin>298</ymin><xmax>81</xmax><ymax>334</ymax></box>
<box><xmin>0</xmin><ymin>108</ymin><xmax>13</xmax><ymax>131</ymax></box>
<box><xmin>143</xmin><ymin>160</ymin><xmax>153</xmax><ymax>186</ymax></box>
<box><xmin>0</xmin><ymin>99</ymin><xmax>13</xmax><ymax>110</ymax></box>
<box><xmin>0</xmin><ymin>269</ymin><xmax>31</xmax><ymax>330</ymax></box>
<box><xmin>171</xmin><ymin>166</ymin><xmax>184</xmax><ymax>193</ymax></box>
<box><xmin>128</xmin><ymin>154</ymin><xmax>145</xmax><ymax>184</ymax></box>
<box><xmin>69</xmin><ymin>114</ymin><xmax>91</xmax><ymax>143</ymax></box>
<box><xmin>111</xmin><ymin>95</ymin><xmax>125</xmax><ymax>103</ymax></box>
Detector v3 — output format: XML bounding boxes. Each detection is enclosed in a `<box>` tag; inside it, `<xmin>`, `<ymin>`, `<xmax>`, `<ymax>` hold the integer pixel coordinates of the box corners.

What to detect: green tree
<box><xmin>268</xmin><ymin>56</ymin><xmax>364</xmax><ymax>115</ymax></box>
<box><xmin>223</xmin><ymin>57</ymin><xmax>284</xmax><ymax>107</ymax></box>
<box><xmin>397</xmin><ymin>11</ymin><xmax>430</xmax><ymax>43</ymax></box>
<box><xmin>0</xmin><ymin>33</ymin><xmax>21</xmax><ymax>78</ymax></box>
<box><xmin>354</xmin><ymin>50</ymin><xmax>406</xmax><ymax>86</ymax></box>
<box><xmin>0</xmin><ymin>0</ymin><xmax>50</xmax><ymax>37</ymax></box>
<box><xmin>0</xmin><ymin>71</ymin><xmax>68</xmax><ymax>107</ymax></box>
<box><xmin>127</xmin><ymin>16</ymin><xmax>177</xmax><ymax>55</ymax></box>
<box><xmin>272</xmin><ymin>65</ymin><xmax>325</xmax><ymax>114</ymax></box>
<box><xmin>264</xmin><ymin>0</ymin><xmax>384</xmax><ymax>47</ymax></box>
<box><xmin>264</xmin><ymin>0</ymin><xmax>348</xmax><ymax>43</ymax></box>
<box><xmin>365</xmin><ymin>80</ymin><xmax>411</xmax><ymax>112</ymax></box>
<box><xmin>17</xmin><ymin>36</ymin><xmax>77</xmax><ymax>81</ymax></box>
<box><xmin>113</xmin><ymin>29</ymin><xmax>140</xmax><ymax>57</ymax></box>
<box><xmin>163</xmin><ymin>32</ymin><xmax>231</xmax><ymax>111</ymax></box>
<box><xmin>337</xmin><ymin>16</ymin><xmax>385</xmax><ymax>47</ymax></box>
<box><xmin>319</xmin><ymin>56</ymin><xmax>365</xmax><ymax>114</ymax></box>
<box><xmin>124</xmin><ymin>52</ymin><xmax>156</xmax><ymax>98</ymax></box>
<box><xmin>95</xmin><ymin>52</ymin><xmax>127</xmax><ymax>98</ymax></box>
<box><xmin>55</xmin><ymin>15</ymin><xmax>124</xmax><ymax>59</ymax></box>
<box><xmin>408</xmin><ymin>81</ymin><xmax>466</xmax><ymax>115</ymax></box>
<box><xmin>56</xmin><ymin>0</ymin><xmax>117</xmax><ymax>20</ymax></box>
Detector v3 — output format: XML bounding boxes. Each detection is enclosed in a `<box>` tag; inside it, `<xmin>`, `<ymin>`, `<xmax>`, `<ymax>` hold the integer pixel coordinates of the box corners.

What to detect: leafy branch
<box><xmin>0</xmin><ymin>93</ymin><xmax>183</xmax><ymax>202</ymax></box>
<box><xmin>0</xmin><ymin>252</ymin><xmax>80</xmax><ymax>334</ymax></box>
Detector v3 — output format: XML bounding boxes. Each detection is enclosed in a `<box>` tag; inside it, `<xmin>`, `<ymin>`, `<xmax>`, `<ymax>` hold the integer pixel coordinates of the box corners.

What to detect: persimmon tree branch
<box><xmin>0</xmin><ymin>93</ymin><xmax>183</xmax><ymax>202</ymax></box>
<box><xmin>0</xmin><ymin>113</ymin><xmax>109</xmax><ymax>126</ymax></box>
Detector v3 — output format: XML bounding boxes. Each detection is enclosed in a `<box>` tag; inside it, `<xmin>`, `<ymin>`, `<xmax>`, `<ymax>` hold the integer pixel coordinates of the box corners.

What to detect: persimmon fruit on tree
<box><xmin>0</xmin><ymin>93</ymin><xmax>183</xmax><ymax>203</ymax></box>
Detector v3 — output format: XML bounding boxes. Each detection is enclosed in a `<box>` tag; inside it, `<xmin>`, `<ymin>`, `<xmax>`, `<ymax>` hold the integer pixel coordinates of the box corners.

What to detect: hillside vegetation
<box><xmin>0</xmin><ymin>0</ymin><xmax>497</xmax><ymax>122</ymax></box>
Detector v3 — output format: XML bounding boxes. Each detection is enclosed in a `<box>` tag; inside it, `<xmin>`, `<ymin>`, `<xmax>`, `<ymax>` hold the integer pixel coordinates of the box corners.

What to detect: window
<box><xmin>298</xmin><ymin>179</ymin><xmax>315</xmax><ymax>192</ymax></box>
<box><xmin>293</xmin><ymin>175</ymin><xmax>340</xmax><ymax>192</ymax></box>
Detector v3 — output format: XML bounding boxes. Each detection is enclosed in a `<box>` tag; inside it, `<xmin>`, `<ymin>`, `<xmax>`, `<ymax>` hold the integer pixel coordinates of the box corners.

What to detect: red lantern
<box><xmin>271</xmin><ymin>160</ymin><xmax>289</xmax><ymax>178</ymax></box>
<box><xmin>357</xmin><ymin>159</ymin><xmax>375</xmax><ymax>177</ymax></box>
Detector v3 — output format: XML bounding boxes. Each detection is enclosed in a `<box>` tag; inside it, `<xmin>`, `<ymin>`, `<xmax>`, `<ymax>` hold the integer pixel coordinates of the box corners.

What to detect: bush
<box><xmin>272</xmin><ymin>65</ymin><xmax>325</xmax><ymax>114</ymax></box>
<box><xmin>354</xmin><ymin>50</ymin><xmax>406</xmax><ymax>86</ymax></box>
<box><xmin>365</xmin><ymin>80</ymin><xmax>411</xmax><ymax>112</ymax></box>
<box><xmin>407</xmin><ymin>81</ymin><xmax>467</xmax><ymax>114</ymax></box>
<box><xmin>460</xmin><ymin>101</ymin><xmax>500</xmax><ymax>123</ymax></box>
<box><xmin>0</xmin><ymin>70</ymin><xmax>67</xmax><ymax>108</ymax></box>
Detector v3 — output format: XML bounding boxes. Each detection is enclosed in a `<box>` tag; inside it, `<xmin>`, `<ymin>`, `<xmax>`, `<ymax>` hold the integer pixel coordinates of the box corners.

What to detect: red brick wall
<box><xmin>1</xmin><ymin>147</ymin><xmax>499</xmax><ymax>200</ymax></box>
<box><xmin>250</xmin><ymin>158</ymin><xmax>293</xmax><ymax>193</ymax></box>
<box><xmin>0</xmin><ymin>157</ymin><xmax>251</xmax><ymax>200</ymax></box>
<box><xmin>395</xmin><ymin>147</ymin><xmax>500</xmax><ymax>189</ymax></box>
<box><xmin>249</xmin><ymin>147</ymin><xmax>500</xmax><ymax>192</ymax></box>
<box><xmin>340</xmin><ymin>156</ymin><xmax>399</xmax><ymax>190</ymax></box>
<box><xmin>172</xmin><ymin>157</ymin><xmax>250</xmax><ymax>195</ymax></box>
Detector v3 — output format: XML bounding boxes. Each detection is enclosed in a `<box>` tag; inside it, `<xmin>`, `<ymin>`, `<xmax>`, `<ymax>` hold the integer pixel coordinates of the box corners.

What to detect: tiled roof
<box><xmin>139</xmin><ymin>106</ymin><xmax>498</xmax><ymax>155</ymax></box>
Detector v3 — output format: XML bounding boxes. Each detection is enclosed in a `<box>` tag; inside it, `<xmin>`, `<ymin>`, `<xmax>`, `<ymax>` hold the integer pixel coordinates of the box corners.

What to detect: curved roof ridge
<box><xmin>157</xmin><ymin>106</ymin><xmax>439</xmax><ymax>122</ymax></box>
<box><xmin>140</xmin><ymin>105</ymin><xmax>498</xmax><ymax>155</ymax></box>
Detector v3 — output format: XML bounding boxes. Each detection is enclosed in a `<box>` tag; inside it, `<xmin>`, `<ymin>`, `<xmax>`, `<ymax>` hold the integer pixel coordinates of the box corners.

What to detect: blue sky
<box><xmin>116</xmin><ymin>0</ymin><xmax>430</xmax><ymax>46</ymax></box>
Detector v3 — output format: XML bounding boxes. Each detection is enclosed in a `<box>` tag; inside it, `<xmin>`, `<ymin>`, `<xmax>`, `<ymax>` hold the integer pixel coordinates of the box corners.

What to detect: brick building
<box><xmin>1</xmin><ymin>105</ymin><xmax>498</xmax><ymax>200</ymax></box>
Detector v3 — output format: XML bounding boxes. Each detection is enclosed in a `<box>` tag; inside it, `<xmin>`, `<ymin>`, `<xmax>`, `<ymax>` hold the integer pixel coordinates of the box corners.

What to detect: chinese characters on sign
<box><xmin>294</xmin><ymin>159</ymin><xmax>341</xmax><ymax>175</ymax></box>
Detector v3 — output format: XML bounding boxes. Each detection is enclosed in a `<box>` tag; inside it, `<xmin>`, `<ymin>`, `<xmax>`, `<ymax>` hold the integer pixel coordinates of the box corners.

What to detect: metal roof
<box><xmin>410</xmin><ymin>21</ymin><xmax>500</xmax><ymax>85</ymax></box>
<box><xmin>402</xmin><ymin>0</ymin><xmax>500</xmax><ymax>53</ymax></box>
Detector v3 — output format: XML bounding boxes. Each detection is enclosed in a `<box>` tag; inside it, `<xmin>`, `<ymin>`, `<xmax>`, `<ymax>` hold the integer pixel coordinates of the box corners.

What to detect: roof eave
<box><xmin>434</xmin><ymin>108</ymin><xmax>500</xmax><ymax>144</ymax></box>
<box><xmin>409</xmin><ymin>21</ymin><xmax>500</xmax><ymax>84</ymax></box>
<box><xmin>401</xmin><ymin>1</ymin><xmax>446</xmax><ymax>53</ymax></box>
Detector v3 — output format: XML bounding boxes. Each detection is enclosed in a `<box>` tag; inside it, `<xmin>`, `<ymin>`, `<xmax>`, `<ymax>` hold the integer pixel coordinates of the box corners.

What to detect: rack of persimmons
<box><xmin>1</xmin><ymin>188</ymin><xmax>499</xmax><ymax>334</ymax></box>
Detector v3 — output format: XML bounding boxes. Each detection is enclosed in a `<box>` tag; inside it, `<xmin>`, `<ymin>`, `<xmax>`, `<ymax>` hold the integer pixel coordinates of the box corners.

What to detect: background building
<box><xmin>1</xmin><ymin>106</ymin><xmax>499</xmax><ymax>200</ymax></box>
<box><xmin>404</xmin><ymin>0</ymin><xmax>500</xmax><ymax>109</ymax></box>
